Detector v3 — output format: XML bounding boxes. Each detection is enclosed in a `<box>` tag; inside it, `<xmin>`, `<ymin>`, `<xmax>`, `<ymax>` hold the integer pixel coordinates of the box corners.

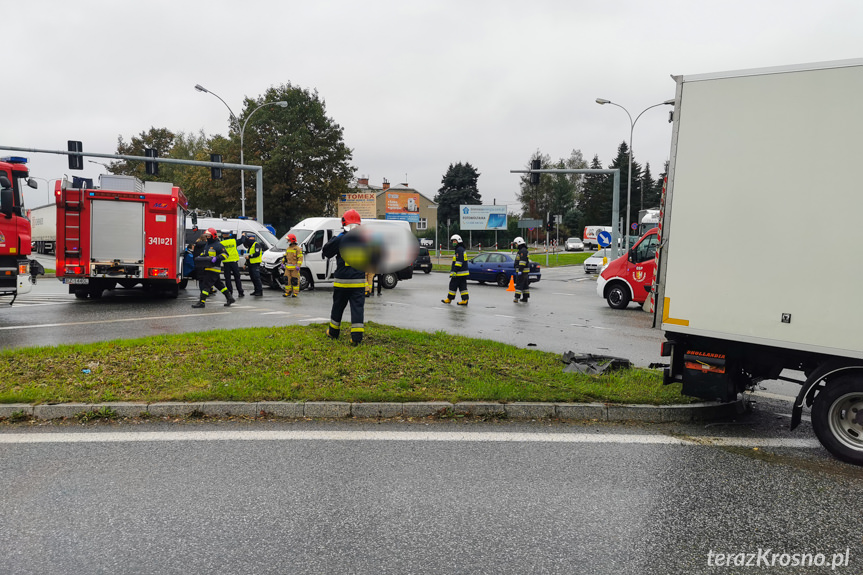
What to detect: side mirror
<box><xmin>628</xmin><ymin>248</ymin><xmax>636</xmax><ymax>263</ymax></box>
<box><xmin>27</xmin><ymin>179</ymin><xmax>38</xmax><ymax>189</ymax></box>
<box><xmin>0</xmin><ymin>188</ymin><xmax>13</xmax><ymax>218</ymax></box>
<box><xmin>191</xmin><ymin>213</ymin><xmax>198</xmax><ymax>227</ymax></box>
<box><xmin>0</xmin><ymin>175</ymin><xmax>11</xmax><ymax>189</ymax></box>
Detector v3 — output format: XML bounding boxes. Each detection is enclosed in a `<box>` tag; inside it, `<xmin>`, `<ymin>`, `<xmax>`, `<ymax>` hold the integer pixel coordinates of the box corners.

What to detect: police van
<box><xmin>262</xmin><ymin>217</ymin><xmax>415</xmax><ymax>291</ymax></box>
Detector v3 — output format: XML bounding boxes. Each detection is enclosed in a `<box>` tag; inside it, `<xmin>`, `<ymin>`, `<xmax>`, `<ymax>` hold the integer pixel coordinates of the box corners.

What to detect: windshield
<box><xmin>255</xmin><ymin>227</ymin><xmax>278</xmax><ymax>247</ymax></box>
<box><xmin>274</xmin><ymin>228</ymin><xmax>314</xmax><ymax>251</ymax></box>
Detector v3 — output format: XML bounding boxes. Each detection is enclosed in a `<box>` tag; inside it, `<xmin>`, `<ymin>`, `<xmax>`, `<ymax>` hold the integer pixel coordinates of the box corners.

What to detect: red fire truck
<box><xmin>0</xmin><ymin>156</ymin><xmax>38</xmax><ymax>304</ymax></box>
<box><xmin>55</xmin><ymin>174</ymin><xmax>189</xmax><ymax>299</ymax></box>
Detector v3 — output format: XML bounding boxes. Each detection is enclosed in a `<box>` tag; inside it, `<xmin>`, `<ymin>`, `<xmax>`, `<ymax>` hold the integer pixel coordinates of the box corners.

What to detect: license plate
<box><xmin>64</xmin><ymin>278</ymin><xmax>89</xmax><ymax>285</ymax></box>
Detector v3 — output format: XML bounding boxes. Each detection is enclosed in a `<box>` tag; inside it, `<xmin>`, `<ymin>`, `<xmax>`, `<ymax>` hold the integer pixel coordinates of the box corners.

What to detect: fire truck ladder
<box><xmin>62</xmin><ymin>187</ymin><xmax>83</xmax><ymax>260</ymax></box>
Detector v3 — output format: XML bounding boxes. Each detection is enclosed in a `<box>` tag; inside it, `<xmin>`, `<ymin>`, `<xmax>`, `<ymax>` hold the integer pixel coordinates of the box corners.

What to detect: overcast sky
<box><xmin>8</xmin><ymin>0</ymin><xmax>862</xmax><ymax>213</ymax></box>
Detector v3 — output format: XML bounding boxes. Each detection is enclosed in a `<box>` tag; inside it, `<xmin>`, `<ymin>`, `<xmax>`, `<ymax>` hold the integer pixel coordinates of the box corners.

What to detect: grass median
<box><xmin>0</xmin><ymin>323</ymin><xmax>690</xmax><ymax>406</ymax></box>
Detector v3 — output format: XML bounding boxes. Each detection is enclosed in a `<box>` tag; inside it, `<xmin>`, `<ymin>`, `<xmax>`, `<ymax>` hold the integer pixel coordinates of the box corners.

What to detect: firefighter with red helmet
<box><xmin>191</xmin><ymin>228</ymin><xmax>235</xmax><ymax>308</ymax></box>
<box><xmin>283</xmin><ymin>233</ymin><xmax>303</xmax><ymax>298</ymax></box>
<box><xmin>323</xmin><ymin>209</ymin><xmax>366</xmax><ymax>345</ymax></box>
<box><xmin>442</xmin><ymin>234</ymin><xmax>469</xmax><ymax>306</ymax></box>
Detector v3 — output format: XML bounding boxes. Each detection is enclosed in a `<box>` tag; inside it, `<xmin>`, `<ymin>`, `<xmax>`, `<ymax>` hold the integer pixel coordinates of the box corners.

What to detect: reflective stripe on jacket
<box><xmin>451</xmin><ymin>245</ymin><xmax>469</xmax><ymax>276</ymax></box>
<box><xmin>248</xmin><ymin>241</ymin><xmax>262</xmax><ymax>265</ymax></box>
<box><xmin>515</xmin><ymin>245</ymin><xmax>530</xmax><ymax>273</ymax></box>
<box><xmin>284</xmin><ymin>243</ymin><xmax>303</xmax><ymax>269</ymax></box>
<box><xmin>221</xmin><ymin>238</ymin><xmax>240</xmax><ymax>263</ymax></box>
<box><xmin>322</xmin><ymin>232</ymin><xmax>365</xmax><ymax>287</ymax></box>
<box><xmin>204</xmin><ymin>243</ymin><xmax>228</xmax><ymax>273</ymax></box>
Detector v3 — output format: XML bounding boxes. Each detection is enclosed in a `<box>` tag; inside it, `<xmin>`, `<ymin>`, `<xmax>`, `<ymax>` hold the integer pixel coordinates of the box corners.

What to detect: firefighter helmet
<box><xmin>341</xmin><ymin>209</ymin><xmax>362</xmax><ymax>226</ymax></box>
<box><xmin>205</xmin><ymin>227</ymin><xmax>218</xmax><ymax>237</ymax></box>
<box><xmin>513</xmin><ymin>236</ymin><xmax>525</xmax><ymax>246</ymax></box>
<box><xmin>451</xmin><ymin>234</ymin><xmax>463</xmax><ymax>244</ymax></box>
<box><xmin>287</xmin><ymin>233</ymin><xmax>297</xmax><ymax>243</ymax></box>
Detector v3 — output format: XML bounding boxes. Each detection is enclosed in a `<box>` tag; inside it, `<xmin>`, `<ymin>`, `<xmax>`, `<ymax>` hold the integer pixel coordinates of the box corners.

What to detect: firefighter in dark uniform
<box><xmin>242</xmin><ymin>233</ymin><xmax>264</xmax><ymax>296</ymax></box>
<box><xmin>512</xmin><ymin>236</ymin><xmax>531</xmax><ymax>303</ymax></box>
<box><xmin>220</xmin><ymin>229</ymin><xmax>244</xmax><ymax>298</ymax></box>
<box><xmin>442</xmin><ymin>234</ymin><xmax>469</xmax><ymax>306</ymax></box>
<box><xmin>323</xmin><ymin>209</ymin><xmax>366</xmax><ymax>345</ymax></box>
<box><xmin>192</xmin><ymin>228</ymin><xmax>235</xmax><ymax>308</ymax></box>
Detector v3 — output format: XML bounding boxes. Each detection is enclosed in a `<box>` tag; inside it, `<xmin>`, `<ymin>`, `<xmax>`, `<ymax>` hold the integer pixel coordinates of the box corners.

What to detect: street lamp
<box><xmin>239</xmin><ymin>101</ymin><xmax>287</xmax><ymax>217</ymax></box>
<box><xmin>595</xmin><ymin>97</ymin><xmax>675</xmax><ymax>251</ymax></box>
<box><xmin>26</xmin><ymin>177</ymin><xmax>61</xmax><ymax>205</ymax></box>
<box><xmin>194</xmin><ymin>84</ymin><xmax>239</xmax><ymax>128</ymax></box>
<box><xmin>88</xmin><ymin>160</ymin><xmax>112</xmax><ymax>172</ymax></box>
<box><xmin>195</xmin><ymin>84</ymin><xmax>287</xmax><ymax>217</ymax></box>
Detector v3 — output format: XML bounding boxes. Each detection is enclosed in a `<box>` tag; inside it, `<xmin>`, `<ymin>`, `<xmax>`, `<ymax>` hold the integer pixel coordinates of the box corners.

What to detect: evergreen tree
<box><xmin>434</xmin><ymin>162</ymin><xmax>482</xmax><ymax>227</ymax></box>
<box><xmin>580</xmin><ymin>155</ymin><xmax>611</xmax><ymax>227</ymax></box>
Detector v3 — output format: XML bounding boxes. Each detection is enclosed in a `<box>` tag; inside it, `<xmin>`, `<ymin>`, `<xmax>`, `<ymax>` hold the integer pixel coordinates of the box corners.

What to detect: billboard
<box><xmin>338</xmin><ymin>192</ymin><xmax>376</xmax><ymax>219</ymax></box>
<box><xmin>385</xmin><ymin>191</ymin><xmax>420</xmax><ymax>223</ymax></box>
<box><xmin>459</xmin><ymin>205</ymin><xmax>508</xmax><ymax>230</ymax></box>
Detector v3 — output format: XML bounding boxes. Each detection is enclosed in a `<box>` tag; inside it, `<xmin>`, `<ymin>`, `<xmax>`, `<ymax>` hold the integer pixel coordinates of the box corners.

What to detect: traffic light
<box><xmin>530</xmin><ymin>159</ymin><xmax>540</xmax><ymax>186</ymax></box>
<box><xmin>145</xmin><ymin>148</ymin><xmax>159</xmax><ymax>176</ymax></box>
<box><xmin>547</xmin><ymin>220</ymin><xmax>553</xmax><ymax>232</ymax></box>
<box><xmin>67</xmin><ymin>141</ymin><xmax>83</xmax><ymax>170</ymax></box>
<box><xmin>210</xmin><ymin>154</ymin><xmax>223</xmax><ymax>180</ymax></box>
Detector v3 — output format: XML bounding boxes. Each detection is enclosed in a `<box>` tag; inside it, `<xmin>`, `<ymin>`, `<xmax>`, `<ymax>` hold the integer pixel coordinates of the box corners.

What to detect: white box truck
<box><xmin>28</xmin><ymin>203</ymin><xmax>56</xmax><ymax>254</ymax></box>
<box><xmin>655</xmin><ymin>59</ymin><xmax>863</xmax><ymax>465</ymax></box>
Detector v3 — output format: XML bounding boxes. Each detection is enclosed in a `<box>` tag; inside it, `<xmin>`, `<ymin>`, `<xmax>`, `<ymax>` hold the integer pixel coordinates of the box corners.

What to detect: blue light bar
<box><xmin>0</xmin><ymin>156</ymin><xmax>28</xmax><ymax>164</ymax></box>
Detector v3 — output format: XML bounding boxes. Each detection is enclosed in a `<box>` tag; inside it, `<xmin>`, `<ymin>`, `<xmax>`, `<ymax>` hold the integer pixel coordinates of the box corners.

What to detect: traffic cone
<box><xmin>506</xmin><ymin>276</ymin><xmax>515</xmax><ymax>292</ymax></box>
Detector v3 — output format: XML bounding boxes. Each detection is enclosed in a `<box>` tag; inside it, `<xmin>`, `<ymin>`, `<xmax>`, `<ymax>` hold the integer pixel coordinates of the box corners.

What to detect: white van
<box><xmin>262</xmin><ymin>217</ymin><xmax>415</xmax><ymax>291</ymax></box>
<box><xmin>582</xmin><ymin>225</ymin><xmax>613</xmax><ymax>249</ymax></box>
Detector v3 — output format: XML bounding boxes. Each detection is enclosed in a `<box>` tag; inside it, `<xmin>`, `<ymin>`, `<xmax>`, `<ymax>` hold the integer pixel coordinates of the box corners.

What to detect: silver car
<box><xmin>583</xmin><ymin>249</ymin><xmax>612</xmax><ymax>274</ymax></box>
<box><xmin>565</xmin><ymin>237</ymin><xmax>584</xmax><ymax>251</ymax></box>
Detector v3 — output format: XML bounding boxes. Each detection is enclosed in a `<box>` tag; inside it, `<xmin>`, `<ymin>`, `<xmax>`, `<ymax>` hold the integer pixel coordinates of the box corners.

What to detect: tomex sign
<box><xmin>459</xmin><ymin>205</ymin><xmax>508</xmax><ymax>230</ymax></box>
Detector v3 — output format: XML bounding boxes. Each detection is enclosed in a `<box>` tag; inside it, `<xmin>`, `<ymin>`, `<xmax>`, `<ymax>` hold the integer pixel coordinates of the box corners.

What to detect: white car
<box><xmin>564</xmin><ymin>237</ymin><xmax>584</xmax><ymax>251</ymax></box>
<box><xmin>583</xmin><ymin>249</ymin><xmax>613</xmax><ymax>274</ymax></box>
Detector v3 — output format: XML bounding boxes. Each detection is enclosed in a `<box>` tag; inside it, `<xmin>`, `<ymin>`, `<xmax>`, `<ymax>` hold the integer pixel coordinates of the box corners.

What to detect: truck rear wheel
<box><xmin>605</xmin><ymin>283</ymin><xmax>631</xmax><ymax>309</ymax></box>
<box><xmin>812</xmin><ymin>375</ymin><xmax>863</xmax><ymax>465</ymax></box>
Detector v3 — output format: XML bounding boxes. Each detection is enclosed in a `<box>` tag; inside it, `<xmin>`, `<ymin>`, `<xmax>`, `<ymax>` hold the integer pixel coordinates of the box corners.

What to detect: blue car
<box><xmin>466</xmin><ymin>252</ymin><xmax>541</xmax><ymax>287</ymax></box>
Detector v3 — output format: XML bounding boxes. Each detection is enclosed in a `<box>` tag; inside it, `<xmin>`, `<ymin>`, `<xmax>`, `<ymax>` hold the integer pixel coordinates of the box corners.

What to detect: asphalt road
<box><xmin>1</xmin><ymin>419</ymin><xmax>860</xmax><ymax>575</ymax></box>
<box><xmin>2</xmin><ymin>264</ymin><xmax>663</xmax><ymax>365</ymax></box>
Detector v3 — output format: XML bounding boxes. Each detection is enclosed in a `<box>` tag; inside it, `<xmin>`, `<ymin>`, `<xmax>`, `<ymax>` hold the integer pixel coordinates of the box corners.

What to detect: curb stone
<box><xmin>0</xmin><ymin>400</ymin><xmax>742</xmax><ymax>423</ymax></box>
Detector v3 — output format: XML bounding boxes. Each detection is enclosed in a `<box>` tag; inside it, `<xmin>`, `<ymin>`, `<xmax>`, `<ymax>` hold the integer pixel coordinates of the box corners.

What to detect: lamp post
<box><xmin>195</xmin><ymin>84</ymin><xmax>287</xmax><ymax>218</ymax></box>
<box><xmin>239</xmin><ymin>101</ymin><xmax>287</xmax><ymax>217</ymax></box>
<box><xmin>27</xmin><ymin>177</ymin><xmax>61</xmax><ymax>205</ymax></box>
<box><xmin>595</xmin><ymin>97</ymin><xmax>675</xmax><ymax>251</ymax></box>
<box><xmin>88</xmin><ymin>160</ymin><xmax>112</xmax><ymax>172</ymax></box>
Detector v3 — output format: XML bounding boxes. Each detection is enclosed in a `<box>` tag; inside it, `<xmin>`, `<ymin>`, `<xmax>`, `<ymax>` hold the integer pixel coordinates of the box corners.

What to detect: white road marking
<box><xmin>569</xmin><ymin>324</ymin><xmax>613</xmax><ymax>330</ymax></box>
<box><xmin>0</xmin><ymin>429</ymin><xmax>822</xmax><ymax>448</ymax></box>
<box><xmin>495</xmin><ymin>314</ymin><xmax>515</xmax><ymax>319</ymax></box>
<box><xmin>0</xmin><ymin>312</ymin><xmax>231</xmax><ymax>331</ymax></box>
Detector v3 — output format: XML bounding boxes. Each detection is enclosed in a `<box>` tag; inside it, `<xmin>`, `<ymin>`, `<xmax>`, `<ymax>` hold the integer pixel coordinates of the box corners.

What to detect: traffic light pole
<box><xmin>0</xmin><ymin>144</ymin><xmax>267</xmax><ymax>223</ymax></box>
<box><xmin>511</xmin><ymin>167</ymin><xmax>622</xmax><ymax>260</ymax></box>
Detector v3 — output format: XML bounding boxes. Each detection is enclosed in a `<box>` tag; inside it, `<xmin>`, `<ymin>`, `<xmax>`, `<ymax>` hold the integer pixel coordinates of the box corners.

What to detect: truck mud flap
<box><xmin>681</xmin><ymin>351</ymin><xmax>736</xmax><ymax>402</ymax></box>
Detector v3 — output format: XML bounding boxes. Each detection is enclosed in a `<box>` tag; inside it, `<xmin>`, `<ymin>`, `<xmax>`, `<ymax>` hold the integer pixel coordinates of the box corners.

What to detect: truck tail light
<box><xmin>18</xmin><ymin>263</ymin><xmax>28</xmax><ymax>274</ymax></box>
<box><xmin>64</xmin><ymin>265</ymin><xmax>84</xmax><ymax>275</ymax></box>
<box><xmin>148</xmin><ymin>268</ymin><xmax>169</xmax><ymax>278</ymax></box>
